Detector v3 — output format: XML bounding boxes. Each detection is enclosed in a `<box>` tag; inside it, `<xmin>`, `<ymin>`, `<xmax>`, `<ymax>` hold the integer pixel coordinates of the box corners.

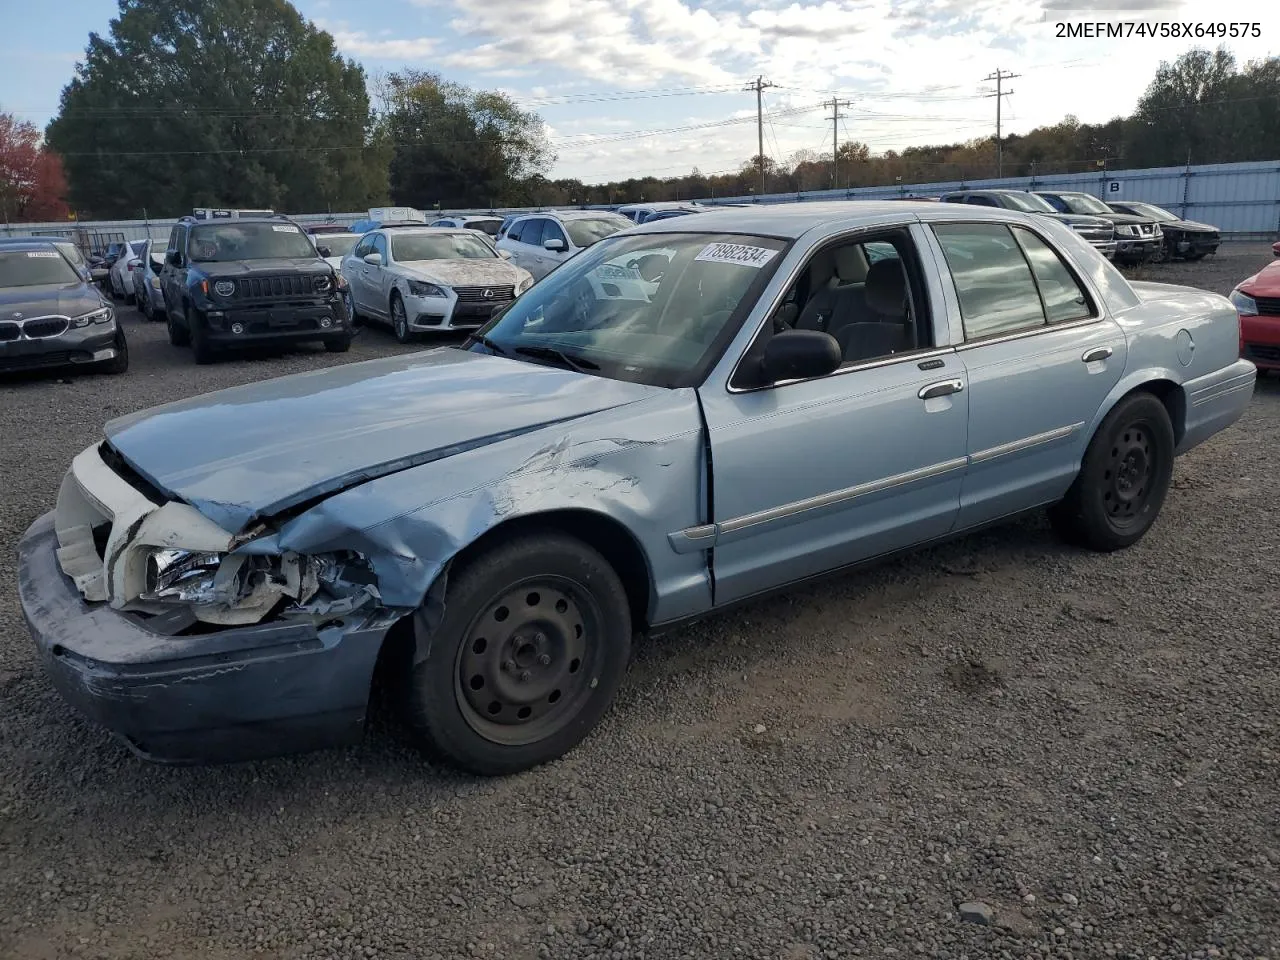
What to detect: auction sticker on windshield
<box><xmin>271</xmin><ymin>225</ymin><xmax>299</xmax><ymax>233</ymax></box>
<box><xmin>694</xmin><ymin>242</ymin><xmax>779</xmax><ymax>268</ymax></box>
<box><xmin>26</xmin><ymin>251</ymin><xmax>60</xmax><ymax>258</ymax></box>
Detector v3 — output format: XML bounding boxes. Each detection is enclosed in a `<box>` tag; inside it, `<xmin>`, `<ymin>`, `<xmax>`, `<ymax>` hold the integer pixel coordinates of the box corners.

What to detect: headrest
<box><xmin>865</xmin><ymin>259</ymin><xmax>907</xmax><ymax>318</ymax></box>
<box><xmin>833</xmin><ymin>245</ymin><xmax>867</xmax><ymax>283</ymax></box>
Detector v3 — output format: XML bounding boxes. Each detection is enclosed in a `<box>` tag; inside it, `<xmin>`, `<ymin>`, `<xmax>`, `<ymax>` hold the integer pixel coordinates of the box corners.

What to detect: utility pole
<box><xmin>825</xmin><ymin>97</ymin><xmax>854</xmax><ymax>188</ymax></box>
<box><xmin>982</xmin><ymin>68</ymin><xmax>1019</xmax><ymax>179</ymax></box>
<box><xmin>744</xmin><ymin>75</ymin><xmax>776</xmax><ymax>195</ymax></box>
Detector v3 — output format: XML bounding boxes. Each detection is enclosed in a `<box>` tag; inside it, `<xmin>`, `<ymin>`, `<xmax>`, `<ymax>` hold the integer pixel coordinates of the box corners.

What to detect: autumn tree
<box><xmin>0</xmin><ymin>111</ymin><xmax>70</xmax><ymax>222</ymax></box>
<box><xmin>46</xmin><ymin>0</ymin><xmax>388</xmax><ymax>218</ymax></box>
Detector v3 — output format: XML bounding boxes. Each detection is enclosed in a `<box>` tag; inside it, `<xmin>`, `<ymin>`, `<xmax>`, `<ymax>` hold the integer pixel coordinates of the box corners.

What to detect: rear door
<box><xmin>368</xmin><ymin>233</ymin><xmax>392</xmax><ymax>314</ymax></box>
<box><xmin>924</xmin><ymin>220</ymin><xmax>1128</xmax><ymax>528</ymax></box>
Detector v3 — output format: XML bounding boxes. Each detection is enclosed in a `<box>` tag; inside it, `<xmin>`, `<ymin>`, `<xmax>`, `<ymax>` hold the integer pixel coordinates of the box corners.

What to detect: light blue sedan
<box><xmin>18</xmin><ymin>202</ymin><xmax>1256</xmax><ymax>775</ymax></box>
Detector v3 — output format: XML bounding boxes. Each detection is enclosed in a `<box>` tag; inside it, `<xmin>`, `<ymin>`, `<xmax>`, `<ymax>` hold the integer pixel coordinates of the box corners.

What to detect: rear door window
<box><xmin>931</xmin><ymin>222</ymin><xmax>1046</xmax><ymax>340</ymax></box>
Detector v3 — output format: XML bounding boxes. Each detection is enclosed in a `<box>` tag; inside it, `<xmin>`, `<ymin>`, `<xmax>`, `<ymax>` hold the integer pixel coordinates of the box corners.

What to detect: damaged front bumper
<box><xmin>18</xmin><ymin>511</ymin><xmax>393</xmax><ymax>763</ymax></box>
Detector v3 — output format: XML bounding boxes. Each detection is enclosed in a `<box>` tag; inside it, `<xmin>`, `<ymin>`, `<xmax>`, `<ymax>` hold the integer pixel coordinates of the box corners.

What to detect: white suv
<box><xmin>495</xmin><ymin>211</ymin><xmax>632</xmax><ymax>280</ymax></box>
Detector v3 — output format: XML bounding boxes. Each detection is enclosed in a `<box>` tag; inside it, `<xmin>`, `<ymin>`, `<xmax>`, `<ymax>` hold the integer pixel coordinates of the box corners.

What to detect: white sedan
<box><xmin>342</xmin><ymin>227</ymin><xmax>535</xmax><ymax>342</ymax></box>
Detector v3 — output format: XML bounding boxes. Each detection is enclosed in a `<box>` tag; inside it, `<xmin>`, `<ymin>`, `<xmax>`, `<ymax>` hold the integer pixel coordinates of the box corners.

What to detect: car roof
<box><xmin>379</xmin><ymin>226</ymin><xmax>482</xmax><ymax>237</ymax></box>
<box><xmin>629</xmin><ymin>200</ymin><xmax>994</xmax><ymax>239</ymax></box>
<box><xmin>0</xmin><ymin>240</ymin><xmax>62</xmax><ymax>252</ymax></box>
<box><xmin>0</xmin><ymin>235</ymin><xmax>70</xmax><ymax>245</ymax></box>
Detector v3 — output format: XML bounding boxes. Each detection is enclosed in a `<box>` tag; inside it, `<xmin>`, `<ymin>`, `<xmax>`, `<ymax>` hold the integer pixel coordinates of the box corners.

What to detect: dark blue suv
<box><xmin>157</xmin><ymin>215</ymin><xmax>352</xmax><ymax>364</ymax></box>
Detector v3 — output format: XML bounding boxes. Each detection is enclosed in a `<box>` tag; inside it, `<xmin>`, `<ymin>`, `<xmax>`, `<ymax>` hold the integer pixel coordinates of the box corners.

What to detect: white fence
<box><xmin>5</xmin><ymin>159</ymin><xmax>1279</xmax><ymax>246</ymax></box>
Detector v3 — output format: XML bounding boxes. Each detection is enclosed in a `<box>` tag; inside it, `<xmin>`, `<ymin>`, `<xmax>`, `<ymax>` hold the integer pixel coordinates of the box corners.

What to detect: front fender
<box><xmin>271</xmin><ymin>390</ymin><xmax>711</xmax><ymax>621</ymax></box>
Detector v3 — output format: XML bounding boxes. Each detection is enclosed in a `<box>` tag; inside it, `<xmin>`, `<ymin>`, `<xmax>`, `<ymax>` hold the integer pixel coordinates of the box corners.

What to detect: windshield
<box><xmin>392</xmin><ymin>232</ymin><xmax>497</xmax><ymax>261</ymax></box>
<box><xmin>0</xmin><ymin>249</ymin><xmax>82</xmax><ymax>287</ymax></box>
<box><xmin>1125</xmin><ymin>202</ymin><xmax>1178</xmax><ymax>222</ymax></box>
<box><xmin>189</xmin><ymin>222</ymin><xmax>316</xmax><ymax>262</ymax></box>
<box><xmin>564</xmin><ymin>216</ymin><xmax>631</xmax><ymax>248</ymax></box>
<box><xmin>1061</xmin><ymin>194</ymin><xmax>1113</xmax><ymax>216</ymax></box>
<box><xmin>1003</xmin><ymin>193</ymin><xmax>1057</xmax><ymax>213</ymax></box>
<box><xmin>468</xmin><ymin>232</ymin><xmax>787</xmax><ymax>388</ymax></box>
<box><xmin>320</xmin><ymin>235</ymin><xmax>360</xmax><ymax>258</ymax></box>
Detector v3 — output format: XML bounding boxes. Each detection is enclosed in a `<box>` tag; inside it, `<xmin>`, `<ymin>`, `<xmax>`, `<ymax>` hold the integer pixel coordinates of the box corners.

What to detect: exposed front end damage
<box><xmin>51</xmin><ymin>441</ymin><xmax>404</xmax><ymax>632</ymax></box>
<box><xmin>17</xmin><ymin>441</ymin><xmax>410</xmax><ymax>763</ymax></box>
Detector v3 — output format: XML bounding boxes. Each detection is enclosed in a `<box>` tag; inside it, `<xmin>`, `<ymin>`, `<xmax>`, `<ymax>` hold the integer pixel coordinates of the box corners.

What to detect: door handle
<box><xmin>1082</xmin><ymin>346</ymin><xmax>1113</xmax><ymax>363</ymax></box>
<box><xmin>918</xmin><ymin>379</ymin><xmax>965</xmax><ymax>400</ymax></box>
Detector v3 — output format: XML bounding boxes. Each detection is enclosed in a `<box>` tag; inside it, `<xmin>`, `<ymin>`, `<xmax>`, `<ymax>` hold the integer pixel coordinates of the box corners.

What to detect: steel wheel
<box><xmin>392</xmin><ymin>295</ymin><xmax>410</xmax><ymax>343</ymax></box>
<box><xmin>455</xmin><ymin>577</ymin><xmax>601</xmax><ymax>746</ymax></box>
<box><xmin>1103</xmin><ymin>423</ymin><xmax>1156</xmax><ymax>529</ymax></box>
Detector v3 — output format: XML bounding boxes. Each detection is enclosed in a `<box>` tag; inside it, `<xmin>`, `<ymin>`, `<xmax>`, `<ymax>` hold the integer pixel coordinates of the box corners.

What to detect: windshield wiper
<box><xmin>466</xmin><ymin>333</ymin><xmax>509</xmax><ymax>356</ymax></box>
<box><xmin>513</xmin><ymin>345</ymin><xmax>600</xmax><ymax>373</ymax></box>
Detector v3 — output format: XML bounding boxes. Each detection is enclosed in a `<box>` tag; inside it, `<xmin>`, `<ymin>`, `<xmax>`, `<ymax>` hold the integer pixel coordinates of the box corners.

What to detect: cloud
<box><xmin>322</xmin><ymin>24</ymin><xmax>438</xmax><ymax>61</ymax></box>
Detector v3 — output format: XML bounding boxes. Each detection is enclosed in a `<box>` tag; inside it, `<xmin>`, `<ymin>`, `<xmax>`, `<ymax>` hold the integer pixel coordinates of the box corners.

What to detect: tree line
<box><xmin>2</xmin><ymin>0</ymin><xmax>1277</xmax><ymax>221</ymax></box>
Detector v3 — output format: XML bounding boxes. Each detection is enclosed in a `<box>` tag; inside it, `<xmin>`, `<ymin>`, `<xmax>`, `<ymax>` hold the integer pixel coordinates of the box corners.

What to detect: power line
<box><xmin>743</xmin><ymin>75</ymin><xmax>777</xmax><ymax>193</ymax></box>
<box><xmin>825</xmin><ymin>97</ymin><xmax>854</xmax><ymax>187</ymax></box>
<box><xmin>981</xmin><ymin>68</ymin><xmax>1020</xmax><ymax>178</ymax></box>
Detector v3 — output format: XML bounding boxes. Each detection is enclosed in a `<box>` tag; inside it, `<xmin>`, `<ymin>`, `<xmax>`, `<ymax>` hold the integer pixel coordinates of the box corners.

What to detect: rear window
<box><xmin>467</xmin><ymin>219</ymin><xmax>503</xmax><ymax>236</ymax></box>
<box><xmin>0</xmin><ymin>249</ymin><xmax>82</xmax><ymax>287</ymax></box>
<box><xmin>564</xmin><ymin>216</ymin><xmax>631</xmax><ymax>248</ymax></box>
<box><xmin>391</xmin><ymin>232</ymin><xmax>498</xmax><ymax>261</ymax></box>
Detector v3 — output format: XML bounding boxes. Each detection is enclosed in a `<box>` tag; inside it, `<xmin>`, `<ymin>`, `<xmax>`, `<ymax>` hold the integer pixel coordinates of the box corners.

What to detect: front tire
<box><xmin>324</xmin><ymin>334</ymin><xmax>352</xmax><ymax>353</ymax></box>
<box><xmin>1050</xmin><ymin>391</ymin><xmax>1175</xmax><ymax>551</ymax></box>
<box><xmin>391</xmin><ymin>292</ymin><xmax>412</xmax><ymax>344</ymax></box>
<box><xmin>188</xmin><ymin>308</ymin><xmax>215</xmax><ymax>364</ymax></box>
<box><xmin>166</xmin><ymin>300</ymin><xmax>189</xmax><ymax>346</ymax></box>
<box><xmin>101</xmin><ymin>327</ymin><xmax>129</xmax><ymax>375</ymax></box>
<box><xmin>401</xmin><ymin>532</ymin><xmax>632</xmax><ymax>776</ymax></box>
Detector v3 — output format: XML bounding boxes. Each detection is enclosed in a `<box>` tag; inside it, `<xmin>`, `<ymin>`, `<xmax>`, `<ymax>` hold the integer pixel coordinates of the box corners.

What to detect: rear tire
<box><xmin>400</xmin><ymin>532</ymin><xmax>632</xmax><ymax>776</ymax></box>
<box><xmin>1049</xmin><ymin>391</ymin><xmax>1174</xmax><ymax>552</ymax></box>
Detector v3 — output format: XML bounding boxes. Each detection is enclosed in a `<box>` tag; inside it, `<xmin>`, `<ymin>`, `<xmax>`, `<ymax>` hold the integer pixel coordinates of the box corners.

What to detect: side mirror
<box><xmin>543</xmin><ymin>238</ymin><xmax>568</xmax><ymax>253</ymax></box>
<box><xmin>498</xmin><ymin>249</ymin><xmax>512</xmax><ymax>259</ymax></box>
<box><xmin>758</xmin><ymin>329</ymin><xmax>841</xmax><ymax>385</ymax></box>
<box><xmin>166</xmin><ymin>250</ymin><xmax>182</xmax><ymax>266</ymax></box>
<box><xmin>363</xmin><ymin>252</ymin><xmax>383</xmax><ymax>266</ymax></box>
<box><xmin>316</xmin><ymin>245</ymin><xmax>331</xmax><ymax>258</ymax></box>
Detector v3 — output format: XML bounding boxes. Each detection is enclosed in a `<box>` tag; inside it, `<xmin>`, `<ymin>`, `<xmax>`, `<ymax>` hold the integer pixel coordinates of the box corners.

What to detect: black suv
<box><xmin>158</xmin><ymin>215</ymin><xmax>352</xmax><ymax>363</ymax></box>
<box><xmin>1033</xmin><ymin>191</ymin><xmax>1163</xmax><ymax>264</ymax></box>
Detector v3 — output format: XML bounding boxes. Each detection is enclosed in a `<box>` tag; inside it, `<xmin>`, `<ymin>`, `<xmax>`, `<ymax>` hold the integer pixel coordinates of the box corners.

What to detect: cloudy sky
<box><xmin>4</xmin><ymin>0</ymin><xmax>1276</xmax><ymax>183</ymax></box>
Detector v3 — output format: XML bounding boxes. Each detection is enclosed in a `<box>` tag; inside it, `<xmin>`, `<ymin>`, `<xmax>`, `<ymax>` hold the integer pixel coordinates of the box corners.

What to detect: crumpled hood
<box><xmin>102</xmin><ymin>348</ymin><xmax>660</xmax><ymax>531</ymax></box>
<box><xmin>0</xmin><ymin>282</ymin><xmax>103</xmax><ymax>319</ymax></box>
<box><xmin>400</xmin><ymin>258</ymin><xmax>526</xmax><ymax>287</ymax></box>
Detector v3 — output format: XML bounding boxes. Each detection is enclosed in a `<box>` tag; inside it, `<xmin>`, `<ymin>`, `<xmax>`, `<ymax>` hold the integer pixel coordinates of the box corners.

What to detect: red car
<box><xmin>1233</xmin><ymin>259</ymin><xmax>1280</xmax><ymax>372</ymax></box>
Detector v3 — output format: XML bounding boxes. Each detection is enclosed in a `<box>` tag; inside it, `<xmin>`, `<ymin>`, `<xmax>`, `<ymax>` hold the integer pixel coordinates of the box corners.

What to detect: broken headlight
<box><xmin>142</xmin><ymin>549</ymin><xmax>225</xmax><ymax>603</ymax></box>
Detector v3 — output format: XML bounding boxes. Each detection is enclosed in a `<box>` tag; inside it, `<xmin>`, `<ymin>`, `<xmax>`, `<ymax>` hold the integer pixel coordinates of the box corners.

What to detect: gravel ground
<box><xmin>1</xmin><ymin>245</ymin><xmax>1277</xmax><ymax>960</ymax></box>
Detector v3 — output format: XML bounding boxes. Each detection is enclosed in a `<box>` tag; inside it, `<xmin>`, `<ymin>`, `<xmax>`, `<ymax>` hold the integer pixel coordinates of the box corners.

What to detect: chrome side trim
<box><xmin>969</xmin><ymin>422</ymin><xmax>1084</xmax><ymax>465</ymax></box>
<box><xmin>953</xmin><ymin>314</ymin><xmax>1103</xmax><ymax>351</ymax></box>
<box><xmin>1189</xmin><ymin>370</ymin><xmax>1257</xmax><ymax>406</ymax></box>
<box><xmin>668</xmin><ymin>456</ymin><xmax>970</xmax><ymax>550</ymax></box>
<box><xmin>1191</xmin><ymin>380</ymin><xmax>1255</xmax><ymax>407</ymax></box>
<box><xmin>666</xmin><ymin>524</ymin><xmax>717</xmax><ymax>555</ymax></box>
<box><xmin>722</xmin><ymin>455</ymin><xmax>968</xmax><ymax>534</ymax></box>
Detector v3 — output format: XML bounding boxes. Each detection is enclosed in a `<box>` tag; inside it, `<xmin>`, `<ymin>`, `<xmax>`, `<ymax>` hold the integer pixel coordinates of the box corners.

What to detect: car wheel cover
<box><xmin>1102</xmin><ymin>420</ymin><xmax>1159</xmax><ymax>530</ymax></box>
<box><xmin>454</xmin><ymin>576</ymin><xmax>602</xmax><ymax>747</ymax></box>
<box><xmin>393</xmin><ymin>298</ymin><xmax>407</xmax><ymax>338</ymax></box>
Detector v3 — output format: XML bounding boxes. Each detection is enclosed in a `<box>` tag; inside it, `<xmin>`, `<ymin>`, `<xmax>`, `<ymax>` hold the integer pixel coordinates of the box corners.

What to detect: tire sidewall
<box><xmin>404</xmin><ymin>534</ymin><xmax>632</xmax><ymax>776</ymax></box>
<box><xmin>392</xmin><ymin>294</ymin><xmax>409</xmax><ymax>343</ymax></box>
<box><xmin>1076</xmin><ymin>393</ymin><xmax>1175</xmax><ymax>549</ymax></box>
